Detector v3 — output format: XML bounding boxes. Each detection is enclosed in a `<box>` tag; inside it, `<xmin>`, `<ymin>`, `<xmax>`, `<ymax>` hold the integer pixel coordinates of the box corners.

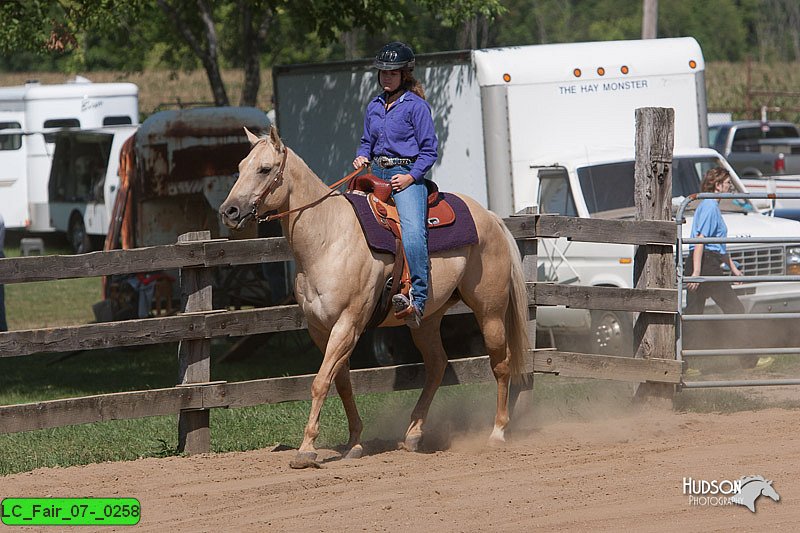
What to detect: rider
<box><xmin>352</xmin><ymin>41</ymin><xmax>438</xmax><ymax>329</ymax></box>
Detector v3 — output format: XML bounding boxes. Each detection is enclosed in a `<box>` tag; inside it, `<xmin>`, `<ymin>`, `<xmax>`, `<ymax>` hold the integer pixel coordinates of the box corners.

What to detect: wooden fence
<box><xmin>0</xmin><ymin>213</ymin><xmax>682</xmax><ymax>451</ymax></box>
<box><xmin>0</xmin><ymin>108</ymin><xmax>682</xmax><ymax>453</ymax></box>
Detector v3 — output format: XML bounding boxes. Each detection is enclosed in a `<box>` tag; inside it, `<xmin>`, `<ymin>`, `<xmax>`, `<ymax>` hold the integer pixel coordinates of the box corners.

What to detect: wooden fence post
<box><xmin>633</xmin><ymin>107</ymin><xmax>677</xmax><ymax>406</ymax></box>
<box><xmin>509</xmin><ymin>209</ymin><xmax>537</xmax><ymax>414</ymax></box>
<box><xmin>177</xmin><ymin>231</ymin><xmax>213</xmax><ymax>453</ymax></box>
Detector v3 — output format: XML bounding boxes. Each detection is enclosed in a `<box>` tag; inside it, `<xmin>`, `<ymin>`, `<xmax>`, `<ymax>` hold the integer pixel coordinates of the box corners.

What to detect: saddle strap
<box><xmin>365</xmin><ymin>237</ymin><xmax>407</xmax><ymax>330</ymax></box>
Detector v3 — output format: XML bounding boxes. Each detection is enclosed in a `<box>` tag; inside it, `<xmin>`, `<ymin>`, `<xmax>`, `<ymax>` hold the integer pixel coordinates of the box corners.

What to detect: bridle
<box><xmin>249</xmin><ymin>142</ymin><xmax>367</xmax><ymax>223</ymax></box>
<box><xmin>250</xmin><ymin>141</ymin><xmax>289</xmax><ymax>222</ymax></box>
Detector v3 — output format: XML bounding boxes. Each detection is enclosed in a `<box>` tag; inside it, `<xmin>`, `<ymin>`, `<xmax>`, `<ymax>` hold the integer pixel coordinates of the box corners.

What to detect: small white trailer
<box><xmin>0</xmin><ymin>77</ymin><xmax>138</xmax><ymax>232</ymax></box>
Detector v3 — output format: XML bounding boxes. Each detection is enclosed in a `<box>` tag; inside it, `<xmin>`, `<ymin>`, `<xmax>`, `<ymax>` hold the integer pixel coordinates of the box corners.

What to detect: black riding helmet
<box><xmin>373</xmin><ymin>41</ymin><xmax>415</xmax><ymax>71</ymax></box>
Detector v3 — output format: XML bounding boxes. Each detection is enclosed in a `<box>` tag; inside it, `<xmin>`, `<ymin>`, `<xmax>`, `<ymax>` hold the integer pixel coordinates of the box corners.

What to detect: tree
<box><xmin>1</xmin><ymin>0</ymin><xmax>504</xmax><ymax>106</ymax></box>
<box><xmin>0</xmin><ymin>1</ymin><xmax>142</xmax><ymax>56</ymax></box>
<box><xmin>156</xmin><ymin>0</ymin><xmax>231</xmax><ymax>106</ymax></box>
<box><xmin>145</xmin><ymin>0</ymin><xmax>508</xmax><ymax>106</ymax></box>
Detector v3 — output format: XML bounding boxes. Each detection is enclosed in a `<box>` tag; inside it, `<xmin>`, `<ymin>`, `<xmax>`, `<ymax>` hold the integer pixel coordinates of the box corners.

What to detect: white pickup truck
<box><xmin>536</xmin><ymin>147</ymin><xmax>800</xmax><ymax>354</ymax></box>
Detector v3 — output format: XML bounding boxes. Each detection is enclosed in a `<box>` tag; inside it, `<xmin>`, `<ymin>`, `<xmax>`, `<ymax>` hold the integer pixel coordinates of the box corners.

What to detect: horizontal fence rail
<box><xmin>0</xmin><ymin>352</ymin><xmax>683</xmax><ymax>434</ymax></box>
<box><xmin>1</xmin><ymin>283</ymin><xmax>680</xmax><ymax>358</ymax></box>
<box><xmin>0</xmin><ymin>215</ymin><xmax>675</xmax><ymax>284</ymax></box>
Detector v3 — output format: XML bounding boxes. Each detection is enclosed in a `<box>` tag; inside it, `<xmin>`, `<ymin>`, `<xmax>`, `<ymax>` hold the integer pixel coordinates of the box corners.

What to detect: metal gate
<box><xmin>676</xmin><ymin>191</ymin><xmax>800</xmax><ymax>388</ymax></box>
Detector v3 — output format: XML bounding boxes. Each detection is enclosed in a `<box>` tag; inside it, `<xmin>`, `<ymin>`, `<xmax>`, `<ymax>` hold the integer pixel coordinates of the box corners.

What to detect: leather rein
<box><xmin>251</xmin><ymin>144</ymin><xmax>367</xmax><ymax>223</ymax></box>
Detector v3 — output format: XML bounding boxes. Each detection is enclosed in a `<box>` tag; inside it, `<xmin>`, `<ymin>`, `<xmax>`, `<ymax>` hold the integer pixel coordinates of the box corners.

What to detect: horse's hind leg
<box><xmin>461</xmin><ymin>293</ymin><xmax>512</xmax><ymax>445</ymax></box>
<box><xmin>403</xmin><ymin>310</ymin><xmax>449</xmax><ymax>451</ymax></box>
<box><xmin>479</xmin><ymin>313</ymin><xmax>513</xmax><ymax>445</ymax></box>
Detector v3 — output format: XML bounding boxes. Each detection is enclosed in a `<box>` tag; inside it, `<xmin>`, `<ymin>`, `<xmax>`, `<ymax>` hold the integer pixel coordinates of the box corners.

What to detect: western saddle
<box><xmin>347</xmin><ymin>173</ymin><xmax>456</xmax><ymax>326</ymax></box>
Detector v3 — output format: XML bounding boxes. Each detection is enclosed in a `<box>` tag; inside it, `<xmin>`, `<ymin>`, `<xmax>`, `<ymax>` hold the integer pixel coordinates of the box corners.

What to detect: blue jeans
<box><xmin>370</xmin><ymin>163</ymin><xmax>429</xmax><ymax>314</ymax></box>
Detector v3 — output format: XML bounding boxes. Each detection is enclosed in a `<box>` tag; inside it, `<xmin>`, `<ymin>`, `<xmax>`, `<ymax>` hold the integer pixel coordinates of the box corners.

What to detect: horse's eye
<box><xmin>258</xmin><ymin>166</ymin><xmax>272</xmax><ymax>174</ymax></box>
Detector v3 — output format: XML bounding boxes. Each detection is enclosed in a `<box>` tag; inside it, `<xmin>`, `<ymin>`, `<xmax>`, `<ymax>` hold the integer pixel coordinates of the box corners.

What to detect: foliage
<box><xmin>3</xmin><ymin>0</ymin><xmax>799</xmax><ymax>74</ymax></box>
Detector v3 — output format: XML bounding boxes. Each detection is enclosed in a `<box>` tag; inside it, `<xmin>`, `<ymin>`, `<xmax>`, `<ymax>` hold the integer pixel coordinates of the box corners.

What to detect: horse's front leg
<box><xmin>291</xmin><ymin>319</ymin><xmax>359</xmax><ymax>469</ymax></box>
<box><xmin>334</xmin><ymin>360</ymin><xmax>364</xmax><ymax>459</ymax></box>
<box><xmin>305</xmin><ymin>323</ymin><xmax>363</xmax><ymax>460</ymax></box>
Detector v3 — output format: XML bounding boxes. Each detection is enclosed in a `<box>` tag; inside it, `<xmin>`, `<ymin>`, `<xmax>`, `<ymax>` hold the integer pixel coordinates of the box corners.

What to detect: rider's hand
<box><xmin>353</xmin><ymin>156</ymin><xmax>369</xmax><ymax>169</ymax></box>
<box><xmin>391</xmin><ymin>173</ymin><xmax>415</xmax><ymax>192</ymax></box>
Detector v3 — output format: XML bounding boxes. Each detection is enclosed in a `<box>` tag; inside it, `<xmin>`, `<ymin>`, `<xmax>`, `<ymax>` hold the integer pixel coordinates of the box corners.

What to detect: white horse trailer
<box><xmin>0</xmin><ymin>78</ymin><xmax>138</xmax><ymax>232</ymax></box>
<box><xmin>48</xmin><ymin>125</ymin><xmax>137</xmax><ymax>252</ymax></box>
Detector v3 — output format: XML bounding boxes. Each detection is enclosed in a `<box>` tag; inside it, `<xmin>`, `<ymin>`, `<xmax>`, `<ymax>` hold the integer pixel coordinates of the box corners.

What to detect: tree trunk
<box><xmin>157</xmin><ymin>0</ymin><xmax>229</xmax><ymax>107</ymax></box>
<box><xmin>196</xmin><ymin>0</ymin><xmax>229</xmax><ymax>106</ymax></box>
<box><xmin>342</xmin><ymin>30</ymin><xmax>359</xmax><ymax>60</ymax></box>
<box><xmin>642</xmin><ymin>0</ymin><xmax>658</xmax><ymax>39</ymax></box>
<box><xmin>239</xmin><ymin>2</ymin><xmax>273</xmax><ymax>107</ymax></box>
<box><xmin>479</xmin><ymin>16</ymin><xmax>489</xmax><ymax>48</ymax></box>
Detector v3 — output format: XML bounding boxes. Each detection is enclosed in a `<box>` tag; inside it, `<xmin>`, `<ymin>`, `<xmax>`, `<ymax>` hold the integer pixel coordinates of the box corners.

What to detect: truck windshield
<box><xmin>731</xmin><ymin>125</ymin><xmax>800</xmax><ymax>152</ymax></box>
<box><xmin>537</xmin><ymin>168</ymin><xmax>577</xmax><ymax>216</ymax></box>
<box><xmin>577</xmin><ymin>157</ymin><xmax>726</xmax><ymax>215</ymax></box>
<box><xmin>49</xmin><ymin>132</ymin><xmax>113</xmax><ymax>202</ymax></box>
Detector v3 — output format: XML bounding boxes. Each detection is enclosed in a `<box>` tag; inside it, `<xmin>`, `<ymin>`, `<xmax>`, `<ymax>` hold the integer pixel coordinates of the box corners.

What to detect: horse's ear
<box><xmin>244</xmin><ymin>127</ymin><xmax>260</xmax><ymax>146</ymax></box>
<box><xmin>269</xmin><ymin>125</ymin><xmax>284</xmax><ymax>152</ymax></box>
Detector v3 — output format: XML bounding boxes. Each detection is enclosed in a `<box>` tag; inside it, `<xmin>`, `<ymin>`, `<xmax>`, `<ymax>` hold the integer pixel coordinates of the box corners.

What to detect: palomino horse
<box><xmin>220</xmin><ymin>126</ymin><xmax>530</xmax><ymax>467</ymax></box>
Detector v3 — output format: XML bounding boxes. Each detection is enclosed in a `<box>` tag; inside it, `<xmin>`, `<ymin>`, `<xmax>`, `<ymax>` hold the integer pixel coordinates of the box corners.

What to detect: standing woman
<box><xmin>685</xmin><ymin>167</ymin><xmax>753</xmax><ymax>366</ymax></box>
<box><xmin>353</xmin><ymin>41</ymin><xmax>438</xmax><ymax>328</ymax></box>
<box><xmin>685</xmin><ymin>167</ymin><xmax>744</xmax><ymax>312</ymax></box>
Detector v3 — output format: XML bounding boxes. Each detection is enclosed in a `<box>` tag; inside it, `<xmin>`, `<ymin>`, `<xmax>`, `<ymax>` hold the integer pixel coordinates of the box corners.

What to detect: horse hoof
<box><xmin>289</xmin><ymin>451</ymin><xmax>320</xmax><ymax>469</ymax></box>
<box><xmin>344</xmin><ymin>444</ymin><xmax>363</xmax><ymax>460</ymax></box>
<box><xmin>487</xmin><ymin>427</ymin><xmax>506</xmax><ymax>448</ymax></box>
<box><xmin>487</xmin><ymin>437</ymin><xmax>506</xmax><ymax>449</ymax></box>
<box><xmin>399</xmin><ymin>434</ymin><xmax>422</xmax><ymax>452</ymax></box>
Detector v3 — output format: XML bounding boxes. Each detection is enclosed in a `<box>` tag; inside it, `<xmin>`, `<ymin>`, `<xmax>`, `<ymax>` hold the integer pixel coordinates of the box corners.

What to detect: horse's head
<box><xmin>220</xmin><ymin>125</ymin><xmax>288</xmax><ymax>230</ymax></box>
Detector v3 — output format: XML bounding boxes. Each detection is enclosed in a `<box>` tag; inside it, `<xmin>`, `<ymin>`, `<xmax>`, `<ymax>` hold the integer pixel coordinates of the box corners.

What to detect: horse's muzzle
<box><xmin>220</xmin><ymin>204</ymin><xmax>252</xmax><ymax>230</ymax></box>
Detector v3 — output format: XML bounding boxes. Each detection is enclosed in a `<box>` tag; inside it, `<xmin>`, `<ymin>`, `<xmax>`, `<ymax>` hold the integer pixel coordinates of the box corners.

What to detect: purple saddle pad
<box><xmin>344</xmin><ymin>191</ymin><xmax>478</xmax><ymax>255</ymax></box>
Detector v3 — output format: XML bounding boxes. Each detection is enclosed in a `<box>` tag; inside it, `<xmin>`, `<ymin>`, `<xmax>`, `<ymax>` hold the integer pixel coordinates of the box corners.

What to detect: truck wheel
<box><xmin>590</xmin><ymin>309</ymin><xmax>633</xmax><ymax>357</ymax></box>
<box><xmin>68</xmin><ymin>215</ymin><xmax>92</xmax><ymax>254</ymax></box>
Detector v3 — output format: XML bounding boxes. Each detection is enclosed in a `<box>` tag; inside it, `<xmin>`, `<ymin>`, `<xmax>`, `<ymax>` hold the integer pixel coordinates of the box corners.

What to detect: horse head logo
<box><xmin>732</xmin><ymin>475</ymin><xmax>780</xmax><ymax>513</ymax></box>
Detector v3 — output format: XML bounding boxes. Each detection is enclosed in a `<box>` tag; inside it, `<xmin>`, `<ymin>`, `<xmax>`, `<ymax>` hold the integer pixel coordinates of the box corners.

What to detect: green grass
<box><xmin>3</xmin><ymin>231</ymin><xmax>97</xmax><ymax>330</ymax></box>
<box><xmin>6</xmin><ymin>277</ymin><xmax>101</xmax><ymax>329</ymax></box>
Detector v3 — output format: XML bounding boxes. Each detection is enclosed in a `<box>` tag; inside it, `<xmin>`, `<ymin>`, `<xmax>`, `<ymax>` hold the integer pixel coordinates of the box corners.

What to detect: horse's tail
<box><xmin>493</xmin><ymin>212</ymin><xmax>530</xmax><ymax>378</ymax></box>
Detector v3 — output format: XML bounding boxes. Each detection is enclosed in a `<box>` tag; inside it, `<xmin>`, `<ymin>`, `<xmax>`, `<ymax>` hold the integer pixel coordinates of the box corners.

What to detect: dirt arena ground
<box><xmin>3</xmin><ymin>402</ymin><xmax>798</xmax><ymax>532</ymax></box>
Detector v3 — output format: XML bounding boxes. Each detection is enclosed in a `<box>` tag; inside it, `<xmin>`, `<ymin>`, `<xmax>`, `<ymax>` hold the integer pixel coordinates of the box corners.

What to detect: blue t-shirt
<box><xmin>357</xmin><ymin>91</ymin><xmax>438</xmax><ymax>182</ymax></box>
<box><xmin>690</xmin><ymin>199</ymin><xmax>727</xmax><ymax>254</ymax></box>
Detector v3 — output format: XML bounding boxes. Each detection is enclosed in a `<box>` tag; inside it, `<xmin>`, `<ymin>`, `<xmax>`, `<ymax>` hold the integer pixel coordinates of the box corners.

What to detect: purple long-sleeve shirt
<box><xmin>357</xmin><ymin>91</ymin><xmax>438</xmax><ymax>182</ymax></box>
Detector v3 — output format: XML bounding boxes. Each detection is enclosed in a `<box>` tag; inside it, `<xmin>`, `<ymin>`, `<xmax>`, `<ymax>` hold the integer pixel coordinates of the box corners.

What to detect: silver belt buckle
<box><xmin>378</xmin><ymin>156</ymin><xmax>392</xmax><ymax>168</ymax></box>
